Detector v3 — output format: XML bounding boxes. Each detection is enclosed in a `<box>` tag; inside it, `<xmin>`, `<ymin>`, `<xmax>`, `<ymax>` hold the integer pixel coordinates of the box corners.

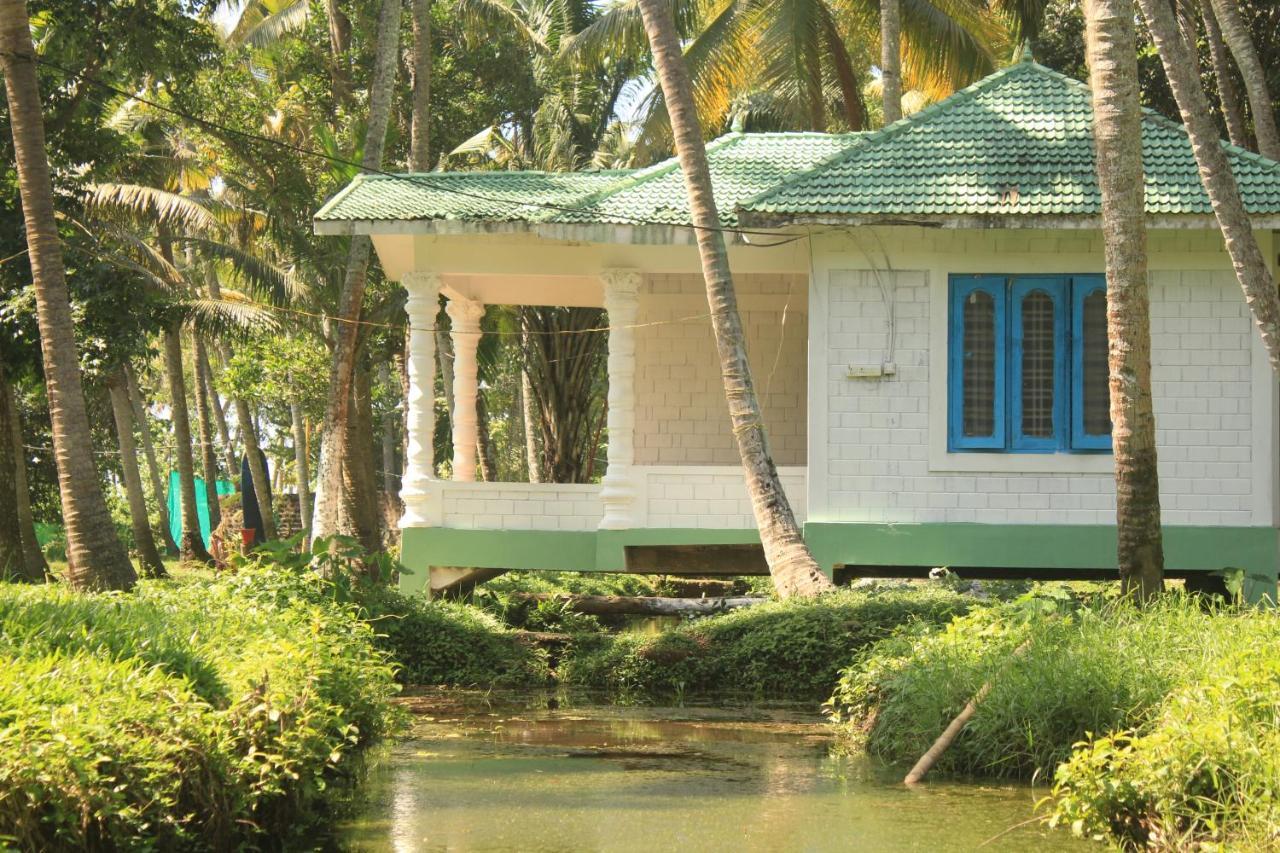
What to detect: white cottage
<box><xmin>315</xmin><ymin>60</ymin><xmax>1280</xmax><ymax>601</ymax></box>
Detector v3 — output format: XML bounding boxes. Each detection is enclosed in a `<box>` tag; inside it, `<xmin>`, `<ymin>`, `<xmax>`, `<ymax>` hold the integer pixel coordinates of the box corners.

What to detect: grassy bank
<box><xmin>827</xmin><ymin>593</ymin><xmax>1280</xmax><ymax>847</ymax></box>
<box><xmin>0</xmin><ymin>560</ymin><xmax>398</xmax><ymax>850</ymax></box>
<box><xmin>558</xmin><ymin>586</ymin><xmax>972</xmax><ymax>699</ymax></box>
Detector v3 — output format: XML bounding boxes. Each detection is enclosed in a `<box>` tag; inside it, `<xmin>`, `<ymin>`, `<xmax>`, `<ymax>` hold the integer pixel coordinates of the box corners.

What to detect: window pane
<box><xmin>1020</xmin><ymin>290</ymin><xmax>1056</xmax><ymax>438</ymax></box>
<box><xmin>962</xmin><ymin>290</ymin><xmax>996</xmax><ymax>437</ymax></box>
<box><xmin>1081</xmin><ymin>289</ymin><xmax>1110</xmax><ymax>436</ymax></box>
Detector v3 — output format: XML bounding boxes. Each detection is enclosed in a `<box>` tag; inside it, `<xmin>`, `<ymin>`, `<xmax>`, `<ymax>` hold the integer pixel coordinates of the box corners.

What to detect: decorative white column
<box><xmin>446</xmin><ymin>296</ymin><xmax>484</xmax><ymax>482</ymax></box>
<box><xmin>400</xmin><ymin>272</ymin><xmax>442</xmax><ymax>527</ymax></box>
<box><xmin>599</xmin><ymin>270</ymin><xmax>642</xmax><ymax>529</ymax></box>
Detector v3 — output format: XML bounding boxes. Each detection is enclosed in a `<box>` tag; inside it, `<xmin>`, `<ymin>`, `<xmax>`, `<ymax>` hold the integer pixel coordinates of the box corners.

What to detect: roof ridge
<box><xmin>536</xmin><ymin>132</ymin><xmax>749</xmax><ymax>221</ymax></box>
<box><xmin>371</xmin><ymin>168</ymin><xmax>636</xmax><ymax>179</ymax></box>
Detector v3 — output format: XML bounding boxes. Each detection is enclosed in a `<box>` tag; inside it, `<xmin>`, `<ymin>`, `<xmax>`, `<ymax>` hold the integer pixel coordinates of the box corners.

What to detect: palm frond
<box><xmin>181</xmin><ymin>237</ymin><xmax>295</xmax><ymax>306</ymax></box>
<box><xmin>898</xmin><ymin>0</ymin><xmax>998</xmax><ymax>98</ymax></box>
<box><xmin>239</xmin><ymin>0</ymin><xmax>310</xmax><ymax>47</ymax></box>
<box><xmin>184</xmin><ymin>296</ymin><xmax>282</xmax><ymax>339</ymax></box>
<box><xmin>86</xmin><ymin>183</ymin><xmax>220</xmax><ymax>234</ymax></box>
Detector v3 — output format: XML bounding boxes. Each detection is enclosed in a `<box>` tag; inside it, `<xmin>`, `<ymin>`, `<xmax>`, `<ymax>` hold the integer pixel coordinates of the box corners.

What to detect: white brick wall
<box><xmin>634</xmin><ymin>273</ymin><xmax>808</xmax><ymax>466</ymax></box>
<box><xmin>437</xmin><ymin>482</ymin><xmax>602</xmax><ymax>530</ymax></box>
<box><xmin>816</xmin><ymin>228</ymin><xmax>1272</xmax><ymax>527</ymax></box>
<box><xmin>642</xmin><ymin>466</ymin><xmax>807</xmax><ymax>528</ymax></box>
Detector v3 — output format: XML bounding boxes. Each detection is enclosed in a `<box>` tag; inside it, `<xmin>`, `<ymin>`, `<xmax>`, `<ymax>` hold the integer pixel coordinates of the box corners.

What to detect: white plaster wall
<box><xmin>634</xmin><ymin>273</ymin><xmax>808</xmax><ymax>466</ymax></box>
<box><xmin>641</xmin><ymin>466</ymin><xmax>807</xmax><ymax>528</ymax></box>
<box><xmin>436</xmin><ymin>482</ymin><xmax>602</xmax><ymax>530</ymax></box>
<box><xmin>809</xmin><ymin>227</ymin><xmax>1278</xmax><ymax>528</ymax></box>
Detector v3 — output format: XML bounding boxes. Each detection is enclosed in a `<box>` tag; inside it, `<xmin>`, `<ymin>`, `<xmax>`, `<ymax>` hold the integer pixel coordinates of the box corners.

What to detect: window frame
<box><xmin>947</xmin><ymin>274</ymin><xmax>1112</xmax><ymax>455</ymax></box>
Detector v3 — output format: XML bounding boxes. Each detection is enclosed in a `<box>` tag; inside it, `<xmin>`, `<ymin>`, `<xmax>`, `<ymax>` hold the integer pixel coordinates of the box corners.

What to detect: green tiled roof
<box><xmin>313</xmin><ymin>170</ymin><xmax>631</xmax><ymax>223</ymax></box>
<box><xmin>315</xmin><ymin>60</ymin><xmax>1280</xmax><ymax>230</ymax></box>
<box><xmin>741</xmin><ymin>59</ymin><xmax>1280</xmax><ymax>221</ymax></box>
<box><xmin>546</xmin><ymin>132</ymin><xmax>863</xmax><ymax>226</ymax></box>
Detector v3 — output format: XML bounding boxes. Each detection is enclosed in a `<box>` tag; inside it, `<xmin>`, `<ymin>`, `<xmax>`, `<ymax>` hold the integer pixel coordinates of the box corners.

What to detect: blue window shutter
<box><xmin>1010</xmin><ymin>277</ymin><xmax>1069</xmax><ymax>452</ymax></box>
<box><xmin>1071</xmin><ymin>275</ymin><xmax>1112</xmax><ymax>450</ymax></box>
<box><xmin>949</xmin><ymin>275</ymin><xmax>1006</xmax><ymax>450</ymax></box>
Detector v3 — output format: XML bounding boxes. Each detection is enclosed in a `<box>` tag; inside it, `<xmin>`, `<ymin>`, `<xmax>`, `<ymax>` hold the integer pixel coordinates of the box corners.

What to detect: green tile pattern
<box><xmin>742</xmin><ymin>60</ymin><xmax>1280</xmax><ymax>219</ymax></box>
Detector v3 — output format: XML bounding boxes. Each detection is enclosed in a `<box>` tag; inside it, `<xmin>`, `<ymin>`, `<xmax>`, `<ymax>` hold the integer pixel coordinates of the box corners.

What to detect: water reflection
<box><xmin>336</xmin><ymin>689</ymin><xmax>1086</xmax><ymax>852</ymax></box>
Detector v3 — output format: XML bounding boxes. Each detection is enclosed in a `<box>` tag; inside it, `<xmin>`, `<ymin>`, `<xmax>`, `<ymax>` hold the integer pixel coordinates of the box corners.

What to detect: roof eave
<box><xmin>312</xmin><ymin>217</ymin><xmax>782</xmax><ymax>245</ymax></box>
<box><xmin>737</xmin><ymin>212</ymin><xmax>1280</xmax><ymax>230</ymax></box>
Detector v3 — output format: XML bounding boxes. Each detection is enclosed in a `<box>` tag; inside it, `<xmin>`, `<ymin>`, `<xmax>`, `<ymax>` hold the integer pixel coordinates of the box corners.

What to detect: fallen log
<box><xmin>509</xmin><ymin>592</ymin><xmax>767</xmax><ymax>617</ymax></box>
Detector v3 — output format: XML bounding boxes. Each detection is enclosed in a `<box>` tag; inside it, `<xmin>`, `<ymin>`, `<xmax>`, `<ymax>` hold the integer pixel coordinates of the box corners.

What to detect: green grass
<box><xmin>827</xmin><ymin>593</ymin><xmax>1280</xmax><ymax>848</ymax></box>
<box><xmin>558</xmin><ymin>585</ymin><xmax>973</xmax><ymax>699</ymax></box>
<box><xmin>0</xmin><ymin>563</ymin><xmax>399</xmax><ymax>850</ymax></box>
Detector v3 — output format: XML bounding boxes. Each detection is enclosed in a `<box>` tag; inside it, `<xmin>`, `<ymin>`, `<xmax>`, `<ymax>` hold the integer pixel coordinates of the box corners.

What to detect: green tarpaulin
<box><xmin>167</xmin><ymin>472</ymin><xmax>235</xmax><ymax>549</ymax></box>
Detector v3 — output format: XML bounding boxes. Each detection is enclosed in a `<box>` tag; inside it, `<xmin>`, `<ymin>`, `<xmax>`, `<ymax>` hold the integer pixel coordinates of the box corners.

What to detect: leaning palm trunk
<box><xmin>234</xmin><ymin>397</ymin><xmax>277</xmax><ymax>542</ymax></box>
<box><xmin>126</xmin><ymin>365</ymin><xmax>179</xmax><ymax>555</ymax></box>
<box><xmin>0</xmin><ymin>0</ymin><xmax>135</xmax><ymax>590</ymax></box>
<box><xmin>1085</xmin><ymin>0</ymin><xmax>1165</xmax><ymax>602</ymax></box>
<box><xmin>5</xmin><ymin>375</ymin><xmax>49</xmax><ymax>578</ymax></box>
<box><xmin>636</xmin><ymin>0</ymin><xmax>835</xmax><ymax>599</ymax></box>
<box><xmin>313</xmin><ymin>0</ymin><xmax>402</xmax><ymax>540</ymax></box>
<box><xmin>193</xmin><ymin>336</ymin><xmax>222</xmax><ymax>533</ymax></box>
<box><xmin>880</xmin><ymin>0</ymin><xmax>903</xmax><ymax>124</ymax></box>
<box><xmin>163</xmin><ymin>323</ymin><xmax>213</xmax><ymax>564</ymax></box>
<box><xmin>1200</xmin><ymin>0</ymin><xmax>1249</xmax><ymax>149</ymax></box>
<box><xmin>291</xmin><ymin>400</ymin><xmax>312</xmax><ymax>542</ymax></box>
<box><xmin>1137</xmin><ymin>0</ymin><xmax>1280</xmax><ymax>376</ymax></box>
<box><xmin>107</xmin><ymin>370</ymin><xmax>167</xmax><ymax>578</ymax></box>
<box><xmin>0</xmin><ymin>366</ymin><xmax>41</xmax><ymax>582</ymax></box>
<box><xmin>200</xmin><ymin>346</ymin><xmax>237</xmax><ymax>476</ymax></box>
<box><xmin>1206</xmin><ymin>0</ymin><xmax>1280</xmax><ymax>160</ymax></box>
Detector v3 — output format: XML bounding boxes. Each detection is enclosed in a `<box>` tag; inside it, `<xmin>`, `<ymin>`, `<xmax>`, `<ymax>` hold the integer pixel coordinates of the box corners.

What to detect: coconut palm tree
<box><xmin>3</xmin><ymin>372</ymin><xmax>50</xmax><ymax>578</ymax></box>
<box><xmin>1136</xmin><ymin>0</ymin><xmax>1280</xmax><ymax>378</ymax></box>
<box><xmin>0</xmin><ymin>365</ymin><xmax>43</xmax><ymax>582</ymax></box>
<box><xmin>1083</xmin><ymin>0</ymin><xmax>1164</xmax><ymax>601</ymax></box>
<box><xmin>0</xmin><ymin>0</ymin><xmax>137</xmax><ymax>590</ymax></box>
<box><xmin>635</xmin><ymin>0</ymin><xmax>834</xmax><ymax>599</ymax></box>
<box><xmin>1200</xmin><ymin>0</ymin><xmax>1249</xmax><ymax>149</ymax></box>
<box><xmin>106</xmin><ymin>368</ymin><xmax>168</xmax><ymax>578</ymax></box>
<box><xmin>1205</xmin><ymin>0</ymin><xmax>1279</xmax><ymax>160</ymax></box>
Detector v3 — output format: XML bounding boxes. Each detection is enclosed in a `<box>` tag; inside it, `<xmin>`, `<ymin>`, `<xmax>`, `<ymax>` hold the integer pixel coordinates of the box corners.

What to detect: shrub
<box><xmin>0</xmin><ymin>559</ymin><xmax>398</xmax><ymax>850</ymax></box>
<box><xmin>559</xmin><ymin>586</ymin><xmax>971</xmax><ymax>699</ymax></box>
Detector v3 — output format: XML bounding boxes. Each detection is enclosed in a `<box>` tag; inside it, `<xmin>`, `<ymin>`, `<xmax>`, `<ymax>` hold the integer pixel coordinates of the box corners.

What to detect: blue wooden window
<box><xmin>948</xmin><ymin>274</ymin><xmax>1112</xmax><ymax>453</ymax></box>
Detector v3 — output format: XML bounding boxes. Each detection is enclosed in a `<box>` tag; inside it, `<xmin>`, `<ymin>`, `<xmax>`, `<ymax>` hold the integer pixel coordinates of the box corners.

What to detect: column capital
<box><xmin>402</xmin><ymin>270</ymin><xmax>444</xmax><ymax>296</ymax></box>
<box><xmin>445</xmin><ymin>295</ymin><xmax>485</xmax><ymax>327</ymax></box>
<box><xmin>601</xmin><ymin>269</ymin><xmax>642</xmax><ymax>300</ymax></box>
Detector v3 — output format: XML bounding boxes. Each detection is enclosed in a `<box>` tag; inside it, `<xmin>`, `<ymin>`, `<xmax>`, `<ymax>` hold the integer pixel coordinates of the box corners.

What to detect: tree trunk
<box><xmin>234</xmin><ymin>397</ymin><xmax>277</xmax><ymax>541</ymax></box>
<box><xmin>291</xmin><ymin>400</ymin><xmax>312</xmax><ymax>543</ymax></box>
<box><xmin>347</xmin><ymin>364</ymin><xmax>382</xmax><ymax>550</ymax></box>
<box><xmin>1085</xmin><ymin>0</ymin><xmax>1164</xmax><ymax>602</ymax></box>
<box><xmin>1138</xmin><ymin>0</ymin><xmax>1280</xmax><ymax>376</ymax></box>
<box><xmin>4</xmin><ymin>374</ymin><xmax>50</xmax><ymax>579</ymax></box>
<box><xmin>200</xmin><ymin>346</ymin><xmax>237</xmax><ymax>476</ymax></box>
<box><xmin>509</xmin><ymin>592</ymin><xmax>767</xmax><ymax>616</ymax></box>
<box><xmin>1201</xmin><ymin>0</ymin><xmax>1250</xmax><ymax>149</ymax></box>
<box><xmin>0</xmin><ymin>366</ymin><xmax>42</xmax><ymax>582</ymax></box>
<box><xmin>880</xmin><ymin>0</ymin><xmax>903</xmax><ymax>125</ymax></box>
<box><xmin>163</xmin><ymin>323</ymin><xmax>213</xmax><ymax>564</ymax></box>
<box><xmin>324</xmin><ymin>0</ymin><xmax>353</xmax><ymax>109</ymax></box>
<box><xmin>378</xmin><ymin>362</ymin><xmax>399</xmax><ymax>495</ymax></box>
<box><xmin>107</xmin><ymin>370</ymin><xmax>167</xmax><ymax>578</ymax></box>
<box><xmin>1207</xmin><ymin>0</ymin><xmax>1280</xmax><ymax>160</ymax></box>
<box><xmin>636</xmin><ymin>0</ymin><xmax>835</xmax><ymax>599</ymax></box>
<box><xmin>192</xmin><ymin>335</ymin><xmax>222</xmax><ymax>533</ymax></box>
<box><xmin>125</xmin><ymin>364</ymin><xmax>179</xmax><ymax>555</ymax></box>
<box><xmin>476</xmin><ymin>391</ymin><xmax>498</xmax><ymax>482</ymax></box>
<box><xmin>410</xmin><ymin>0</ymin><xmax>432</xmax><ymax>171</ymax></box>
<box><xmin>520</xmin><ymin>364</ymin><xmax>541</xmax><ymax>482</ymax></box>
<box><xmin>0</xmin><ymin>1</ymin><xmax>135</xmax><ymax>590</ymax></box>
<box><xmin>313</xmin><ymin>0</ymin><xmax>402</xmax><ymax>540</ymax></box>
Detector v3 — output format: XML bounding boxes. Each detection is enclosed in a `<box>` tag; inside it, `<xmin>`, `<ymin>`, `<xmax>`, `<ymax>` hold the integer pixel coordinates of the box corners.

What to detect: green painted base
<box><xmin>399</xmin><ymin>522</ymin><xmax>1278</xmax><ymax>603</ymax></box>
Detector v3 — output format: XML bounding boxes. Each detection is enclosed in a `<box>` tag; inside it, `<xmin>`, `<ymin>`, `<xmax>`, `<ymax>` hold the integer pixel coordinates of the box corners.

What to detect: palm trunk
<box><xmin>163</xmin><ymin>324</ymin><xmax>213</xmax><ymax>564</ymax></box>
<box><xmin>520</xmin><ymin>365</ymin><xmax>541</xmax><ymax>482</ymax></box>
<box><xmin>437</xmin><ymin>323</ymin><xmax>456</xmax><ymax>428</ymax></box>
<box><xmin>636</xmin><ymin>0</ymin><xmax>834</xmax><ymax>599</ymax></box>
<box><xmin>291</xmin><ymin>400</ymin><xmax>312</xmax><ymax>543</ymax></box>
<box><xmin>324</xmin><ymin>0</ymin><xmax>353</xmax><ymax>109</ymax></box>
<box><xmin>410</xmin><ymin>0</ymin><xmax>433</xmax><ymax>171</ymax></box>
<box><xmin>476</xmin><ymin>392</ymin><xmax>498</xmax><ymax>482</ymax></box>
<box><xmin>1138</xmin><ymin>0</ymin><xmax>1280</xmax><ymax>376</ymax></box>
<box><xmin>313</xmin><ymin>0</ymin><xmax>402</xmax><ymax>540</ymax></box>
<box><xmin>1201</xmin><ymin>0</ymin><xmax>1250</xmax><ymax>149</ymax></box>
<box><xmin>0</xmin><ymin>1</ymin><xmax>135</xmax><ymax>590</ymax></box>
<box><xmin>192</xmin><ymin>335</ymin><xmax>222</xmax><ymax>533</ymax></box>
<box><xmin>1085</xmin><ymin>0</ymin><xmax>1165</xmax><ymax>602</ymax></box>
<box><xmin>107</xmin><ymin>369</ymin><xmax>167</xmax><ymax>578</ymax></box>
<box><xmin>234</xmin><ymin>397</ymin><xmax>277</xmax><ymax>542</ymax></box>
<box><xmin>1206</xmin><ymin>0</ymin><xmax>1280</xmax><ymax>160</ymax></box>
<box><xmin>880</xmin><ymin>0</ymin><xmax>903</xmax><ymax>125</ymax></box>
<box><xmin>125</xmin><ymin>365</ymin><xmax>178</xmax><ymax>555</ymax></box>
<box><xmin>0</xmin><ymin>366</ymin><xmax>42</xmax><ymax>582</ymax></box>
<box><xmin>822</xmin><ymin>11</ymin><xmax>866</xmax><ymax>131</ymax></box>
<box><xmin>352</xmin><ymin>365</ymin><xmax>382</xmax><ymax>549</ymax></box>
<box><xmin>4</xmin><ymin>374</ymin><xmax>50</xmax><ymax>578</ymax></box>
<box><xmin>200</xmin><ymin>346</ymin><xmax>237</xmax><ymax>476</ymax></box>
<box><xmin>378</xmin><ymin>362</ymin><xmax>398</xmax><ymax>495</ymax></box>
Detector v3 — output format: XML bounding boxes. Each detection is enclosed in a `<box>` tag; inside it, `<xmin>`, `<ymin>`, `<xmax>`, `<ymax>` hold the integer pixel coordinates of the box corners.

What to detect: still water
<box><xmin>336</xmin><ymin>690</ymin><xmax>1089</xmax><ymax>852</ymax></box>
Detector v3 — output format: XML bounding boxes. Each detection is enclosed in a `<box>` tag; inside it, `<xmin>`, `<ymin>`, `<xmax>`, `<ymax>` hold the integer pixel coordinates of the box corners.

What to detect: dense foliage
<box><xmin>559</xmin><ymin>585</ymin><xmax>972</xmax><ymax>699</ymax></box>
<box><xmin>826</xmin><ymin>592</ymin><xmax>1280</xmax><ymax>848</ymax></box>
<box><xmin>0</xmin><ymin>562</ymin><xmax>398</xmax><ymax>850</ymax></box>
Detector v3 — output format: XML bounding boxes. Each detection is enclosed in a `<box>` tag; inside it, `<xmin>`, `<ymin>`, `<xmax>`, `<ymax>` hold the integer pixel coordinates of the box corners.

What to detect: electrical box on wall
<box><xmin>846</xmin><ymin>363</ymin><xmax>897</xmax><ymax>379</ymax></box>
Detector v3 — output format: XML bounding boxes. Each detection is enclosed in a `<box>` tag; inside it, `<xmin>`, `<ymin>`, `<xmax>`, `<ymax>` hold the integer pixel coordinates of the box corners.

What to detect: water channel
<box><xmin>336</xmin><ymin>689</ymin><xmax>1090</xmax><ymax>852</ymax></box>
